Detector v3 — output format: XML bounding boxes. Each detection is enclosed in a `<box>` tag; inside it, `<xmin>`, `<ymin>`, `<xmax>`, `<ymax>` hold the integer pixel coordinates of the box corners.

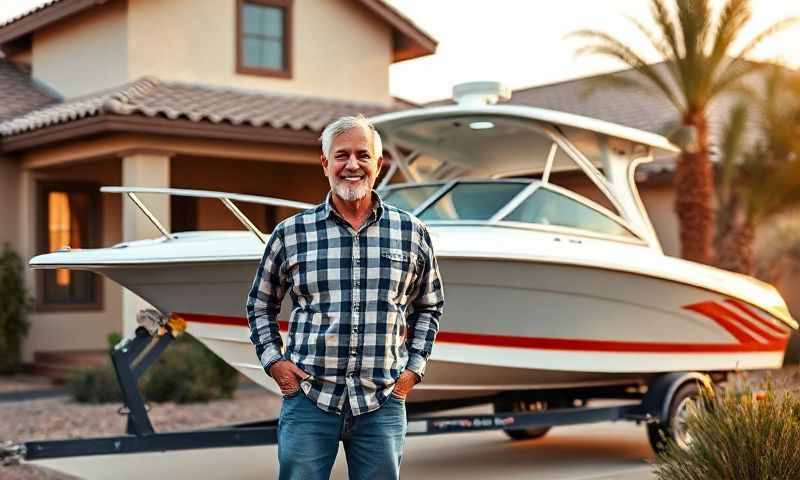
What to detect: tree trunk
<box><xmin>717</xmin><ymin>218</ymin><xmax>756</xmax><ymax>275</ymax></box>
<box><xmin>674</xmin><ymin>112</ymin><xmax>715</xmax><ymax>264</ymax></box>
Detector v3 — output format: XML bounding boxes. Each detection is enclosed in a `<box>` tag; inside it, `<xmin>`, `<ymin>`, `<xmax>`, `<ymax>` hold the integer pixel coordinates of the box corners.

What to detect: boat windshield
<box><xmin>381</xmin><ymin>181</ymin><xmax>638</xmax><ymax>240</ymax></box>
<box><xmin>503</xmin><ymin>187</ymin><xmax>635</xmax><ymax>238</ymax></box>
<box><xmin>418</xmin><ymin>182</ymin><xmax>526</xmax><ymax>221</ymax></box>
<box><xmin>381</xmin><ymin>184</ymin><xmax>442</xmax><ymax>212</ymax></box>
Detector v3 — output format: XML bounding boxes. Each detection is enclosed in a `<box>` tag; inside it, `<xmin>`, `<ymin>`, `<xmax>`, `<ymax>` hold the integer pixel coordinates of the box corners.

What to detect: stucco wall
<box><xmin>127</xmin><ymin>0</ymin><xmax>392</xmax><ymax>103</ymax></box>
<box><xmin>19</xmin><ymin>159</ymin><xmax>123</xmax><ymax>361</ymax></box>
<box><xmin>0</xmin><ymin>158</ymin><xmax>20</xmax><ymax>251</ymax></box>
<box><xmin>31</xmin><ymin>0</ymin><xmax>128</xmax><ymax>99</ymax></box>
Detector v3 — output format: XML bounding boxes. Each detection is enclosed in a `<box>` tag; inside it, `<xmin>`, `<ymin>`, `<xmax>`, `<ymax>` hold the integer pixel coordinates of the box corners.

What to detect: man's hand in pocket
<box><xmin>392</xmin><ymin>370</ymin><xmax>420</xmax><ymax>399</ymax></box>
<box><xmin>269</xmin><ymin>360</ymin><xmax>308</xmax><ymax>395</ymax></box>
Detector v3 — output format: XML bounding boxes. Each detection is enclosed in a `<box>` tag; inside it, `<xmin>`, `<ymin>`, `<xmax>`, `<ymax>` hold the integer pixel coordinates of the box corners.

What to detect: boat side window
<box><xmin>419</xmin><ymin>182</ymin><xmax>526</xmax><ymax>221</ymax></box>
<box><xmin>382</xmin><ymin>185</ymin><xmax>442</xmax><ymax>213</ymax></box>
<box><xmin>504</xmin><ymin>187</ymin><xmax>635</xmax><ymax>238</ymax></box>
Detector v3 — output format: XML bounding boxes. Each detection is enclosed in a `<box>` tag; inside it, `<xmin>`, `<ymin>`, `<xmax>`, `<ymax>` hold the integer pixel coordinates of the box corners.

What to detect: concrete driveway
<box><xmin>327</xmin><ymin>420</ymin><xmax>656</xmax><ymax>480</ymax></box>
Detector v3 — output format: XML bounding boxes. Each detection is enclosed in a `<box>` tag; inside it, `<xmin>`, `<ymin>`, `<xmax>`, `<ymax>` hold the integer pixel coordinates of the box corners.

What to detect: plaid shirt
<box><xmin>246</xmin><ymin>191</ymin><xmax>444</xmax><ymax>416</ymax></box>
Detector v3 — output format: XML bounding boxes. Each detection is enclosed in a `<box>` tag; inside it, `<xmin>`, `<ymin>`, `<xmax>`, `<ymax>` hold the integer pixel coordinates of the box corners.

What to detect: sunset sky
<box><xmin>2</xmin><ymin>0</ymin><xmax>799</xmax><ymax>102</ymax></box>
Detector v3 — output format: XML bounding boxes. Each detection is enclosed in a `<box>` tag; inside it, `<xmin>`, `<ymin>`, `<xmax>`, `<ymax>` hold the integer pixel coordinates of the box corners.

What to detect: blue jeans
<box><xmin>277</xmin><ymin>391</ymin><xmax>407</xmax><ymax>480</ymax></box>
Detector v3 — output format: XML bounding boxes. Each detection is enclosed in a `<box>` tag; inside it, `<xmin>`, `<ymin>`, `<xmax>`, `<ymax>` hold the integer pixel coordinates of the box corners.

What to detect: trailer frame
<box><xmin>1</xmin><ymin>323</ymin><xmax>711</xmax><ymax>466</ymax></box>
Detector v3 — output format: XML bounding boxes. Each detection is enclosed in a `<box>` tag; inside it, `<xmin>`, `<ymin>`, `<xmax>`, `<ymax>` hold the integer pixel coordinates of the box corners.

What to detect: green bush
<box><xmin>0</xmin><ymin>244</ymin><xmax>31</xmax><ymax>373</ymax></box>
<box><xmin>67</xmin><ymin>365</ymin><xmax>122</xmax><ymax>403</ymax></box>
<box><xmin>141</xmin><ymin>335</ymin><xmax>239</xmax><ymax>404</ymax></box>
<box><xmin>68</xmin><ymin>335</ymin><xmax>239</xmax><ymax>404</ymax></box>
<box><xmin>654</xmin><ymin>383</ymin><xmax>800</xmax><ymax>479</ymax></box>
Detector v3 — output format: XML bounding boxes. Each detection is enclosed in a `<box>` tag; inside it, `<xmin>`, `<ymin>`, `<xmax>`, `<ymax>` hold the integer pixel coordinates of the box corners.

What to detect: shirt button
<box><xmin>354</xmin><ymin>304</ymin><xmax>360</xmax><ymax>311</ymax></box>
<box><xmin>353</xmin><ymin>326</ymin><xmax>359</xmax><ymax>333</ymax></box>
<box><xmin>350</xmin><ymin>349</ymin><xmax>357</xmax><ymax>356</ymax></box>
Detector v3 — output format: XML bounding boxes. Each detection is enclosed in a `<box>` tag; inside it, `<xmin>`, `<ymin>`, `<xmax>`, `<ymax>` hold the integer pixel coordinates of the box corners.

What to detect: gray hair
<box><xmin>320</xmin><ymin>115</ymin><xmax>383</xmax><ymax>160</ymax></box>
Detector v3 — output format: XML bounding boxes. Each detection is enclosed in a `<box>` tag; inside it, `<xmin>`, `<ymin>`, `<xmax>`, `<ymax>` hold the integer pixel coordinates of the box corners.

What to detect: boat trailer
<box><xmin>1</xmin><ymin>316</ymin><xmax>712</xmax><ymax>467</ymax></box>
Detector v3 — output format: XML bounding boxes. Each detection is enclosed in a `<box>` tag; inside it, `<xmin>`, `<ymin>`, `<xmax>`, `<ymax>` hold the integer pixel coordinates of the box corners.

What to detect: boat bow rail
<box><xmin>100</xmin><ymin>186</ymin><xmax>314</xmax><ymax>245</ymax></box>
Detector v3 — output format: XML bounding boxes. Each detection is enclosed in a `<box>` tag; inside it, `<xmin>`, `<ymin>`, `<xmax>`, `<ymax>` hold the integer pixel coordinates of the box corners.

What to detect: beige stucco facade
<box><xmin>32</xmin><ymin>0</ymin><xmax>128</xmax><ymax>99</ymax></box>
<box><xmin>127</xmin><ymin>0</ymin><xmax>393</xmax><ymax>103</ymax></box>
<box><xmin>28</xmin><ymin>0</ymin><xmax>393</xmax><ymax>103</ymax></box>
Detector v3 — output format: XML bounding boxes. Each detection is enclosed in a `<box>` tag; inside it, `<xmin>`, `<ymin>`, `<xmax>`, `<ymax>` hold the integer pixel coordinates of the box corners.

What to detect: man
<box><xmin>246</xmin><ymin>115</ymin><xmax>444</xmax><ymax>480</ymax></box>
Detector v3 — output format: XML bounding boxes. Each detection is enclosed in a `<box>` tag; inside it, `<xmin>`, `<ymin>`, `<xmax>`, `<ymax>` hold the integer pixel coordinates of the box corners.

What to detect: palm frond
<box><xmin>572</xmin><ymin>29</ymin><xmax>684</xmax><ymax>110</ymax></box>
<box><xmin>651</xmin><ymin>0</ymin><xmax>684</xmax><ymax>58</ymax></box>
<box><xmin>717</xmin><ymin>102</ymin><xmax>749</xmax><ymax>205</ymax></box>
<box><xmin>708</xmin><ymin>0</ymin><xmax>750</xmax><ymax>68</ymax></box>
<box><xmin>705</xmin><ymin>0</ymin><xmax>750</xmax><ymax>98</ymax></box>
<box><xmin>624</xmin><ymin>14</ymin><xmax>682</xmax><ymax>83</ymax></box>
<box><xmin>708</xmin><ymin>57</ymin><xmax>764</xmax><ymax>100</ymax></box>
<box><xmin>736</xmin><ymin>16</ymin><xmax>800</xmax><ymax>60</ymax></box>
<box><xmin>675</xmin><ymin>0</ymin><xmax>718</xmax><ymax>106</ymax></box>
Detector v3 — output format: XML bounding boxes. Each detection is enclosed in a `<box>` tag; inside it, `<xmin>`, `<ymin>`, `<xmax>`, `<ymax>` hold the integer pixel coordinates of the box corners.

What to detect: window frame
<box><xmin>35</xmin><ymin>181</ymin><xmax>103</xmax><ymax>312</ymax></box>
<box><xmin>236</xmin><ymin>0</ymin><xmax>293</xmax><ymax>79</ymax></box>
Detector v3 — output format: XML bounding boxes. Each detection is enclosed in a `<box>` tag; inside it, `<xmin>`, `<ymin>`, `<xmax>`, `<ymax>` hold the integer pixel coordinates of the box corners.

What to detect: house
<box><xmin>0</xmin><ymin>0</ymin><xmax>436</xmax><ymax>375</ymax></box>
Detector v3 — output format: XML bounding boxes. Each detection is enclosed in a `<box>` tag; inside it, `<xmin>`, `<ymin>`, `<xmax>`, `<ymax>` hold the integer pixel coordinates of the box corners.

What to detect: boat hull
<box><xmin>94</xmin><ymin>255</ymin><xmax>789</xmax><ymax>402</ymax></box>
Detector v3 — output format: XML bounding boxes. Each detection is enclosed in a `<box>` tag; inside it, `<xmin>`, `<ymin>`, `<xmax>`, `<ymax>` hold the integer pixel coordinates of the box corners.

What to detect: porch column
<box><xmin>121</xmin><ymin>152</ymin><xmax>172</xmax><ymax>336</ymax></box>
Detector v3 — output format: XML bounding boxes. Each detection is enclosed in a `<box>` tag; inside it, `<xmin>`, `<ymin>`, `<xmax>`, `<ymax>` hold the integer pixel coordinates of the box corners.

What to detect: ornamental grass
<box><xmin>653</xmin><ymin>382</ymin><xmax>800</xmax><ymax>480</ymax></box>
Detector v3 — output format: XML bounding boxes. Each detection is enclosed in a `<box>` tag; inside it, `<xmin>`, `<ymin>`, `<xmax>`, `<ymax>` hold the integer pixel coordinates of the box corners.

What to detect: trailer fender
<box><xmin>642</xmin><ymin>372</ymin><xmax>711</xmax><ymax>423</ymax></box>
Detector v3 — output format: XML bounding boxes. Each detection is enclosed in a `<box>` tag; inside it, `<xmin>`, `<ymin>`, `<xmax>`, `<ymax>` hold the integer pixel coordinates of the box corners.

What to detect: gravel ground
<box><xmin>0</xmin><ymin>375</ymin><xmax>57</xmax><ymax>395</ymax></box>
<box><xmin>0</xmin><ymin>381</ymin><xmax>282</xmax><ymax>480</ymax></box>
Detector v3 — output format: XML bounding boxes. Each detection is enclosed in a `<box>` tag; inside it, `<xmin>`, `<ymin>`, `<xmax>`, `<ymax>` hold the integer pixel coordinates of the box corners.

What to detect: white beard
<box><xmin>331</xmin><ymin>177</ymin><xmax>370</xmax><ymax>202</ymax></box>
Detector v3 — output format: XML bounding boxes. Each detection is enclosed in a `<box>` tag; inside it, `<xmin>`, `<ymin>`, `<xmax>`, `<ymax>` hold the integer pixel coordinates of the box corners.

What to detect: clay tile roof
<box><xmin>0</xmin><ymin>59</ymin><xmax>56</xmax><ymax>122</ymax></box>
<box><xmin>0</xmin><ymin>77</ymin><xmax>399</xmax><ymax>137</ymax></box>
<box><xmin>0</xmin><ymin>0</ymin><xmax>64</xmax><ymax>28</ymax></box>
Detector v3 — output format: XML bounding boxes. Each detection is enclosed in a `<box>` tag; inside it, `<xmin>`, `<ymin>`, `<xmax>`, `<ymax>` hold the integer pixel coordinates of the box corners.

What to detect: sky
<box><xmin>2</xmin><ymin>0</ymin><xmax>800</xmax><ymax>103</ymax></box>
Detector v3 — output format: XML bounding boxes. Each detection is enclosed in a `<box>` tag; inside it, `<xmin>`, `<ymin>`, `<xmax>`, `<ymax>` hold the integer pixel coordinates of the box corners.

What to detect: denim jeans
<box><xmin>277</xmin><ymin>390</ymin><xmax>407</xmax><ymax>480</ymax></box>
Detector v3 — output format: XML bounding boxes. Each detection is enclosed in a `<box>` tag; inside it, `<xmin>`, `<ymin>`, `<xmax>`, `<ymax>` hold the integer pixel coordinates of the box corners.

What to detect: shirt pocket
<box><xmin>380</xmin><ymin>248</ymin><xmax>420</xmax><ymax>304</ymax></box>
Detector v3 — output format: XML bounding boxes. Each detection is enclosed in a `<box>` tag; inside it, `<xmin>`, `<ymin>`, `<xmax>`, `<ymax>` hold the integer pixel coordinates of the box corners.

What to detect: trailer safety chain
<box><xmin>0</xmin><ymin>441</ymin><xmax>26</xmax><ymax>466</ymax></box>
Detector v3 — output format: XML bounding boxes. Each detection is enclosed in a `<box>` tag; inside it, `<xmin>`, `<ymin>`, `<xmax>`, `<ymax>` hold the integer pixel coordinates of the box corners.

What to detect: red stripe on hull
<box><xmin>177</xmin><ymin>312</ymin><xmax>787</xmax><ymax>354</ymax></box>
<box><xmin>684</xmin><ymin>302</ymin><xmax>761</xmax><ymax>344</ymax></box>
<box><xmin>724</xmin><ymin>299</ymin><xmax>790</xmax><ymax>337</ymax></box>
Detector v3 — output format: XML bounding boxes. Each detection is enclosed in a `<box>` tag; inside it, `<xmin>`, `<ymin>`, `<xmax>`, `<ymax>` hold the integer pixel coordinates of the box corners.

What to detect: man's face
<box><xmin>321</xmin><ymin>126</ymin><xmax>383</xmax><ymax>203</ymax></box>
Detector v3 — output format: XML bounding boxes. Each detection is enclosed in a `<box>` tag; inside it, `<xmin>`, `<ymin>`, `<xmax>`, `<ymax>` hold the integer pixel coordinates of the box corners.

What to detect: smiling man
<box><xmin>246</xmin><ymin>115</ymin><xmax>444</xmax><ymax>480</ymax></box>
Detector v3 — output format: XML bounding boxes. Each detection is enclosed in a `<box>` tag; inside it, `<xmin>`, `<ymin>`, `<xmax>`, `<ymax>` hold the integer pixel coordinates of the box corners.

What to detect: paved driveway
<box><xmin>330</xmin><ymin>419</ymin><xmax>657</xmax><ymax>480</ymax></box>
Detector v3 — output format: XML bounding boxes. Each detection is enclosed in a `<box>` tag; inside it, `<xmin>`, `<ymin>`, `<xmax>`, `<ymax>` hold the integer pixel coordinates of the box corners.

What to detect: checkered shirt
<box><xmin>246</xmin><ymin>191</ymin><xmax>444</xmax><ymax>416</ymax></box>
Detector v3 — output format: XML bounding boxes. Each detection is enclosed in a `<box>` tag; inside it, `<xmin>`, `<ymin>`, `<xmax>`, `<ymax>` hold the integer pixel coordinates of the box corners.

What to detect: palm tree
<box><xmin>572</xmin><ymin>0</ymin><xmax>797</xmax><ymax>265</ymax></box>
<box><xmin>716</xmin><ymin>66</ymin><xmax>800</xmax><ymax>275</ymax></box>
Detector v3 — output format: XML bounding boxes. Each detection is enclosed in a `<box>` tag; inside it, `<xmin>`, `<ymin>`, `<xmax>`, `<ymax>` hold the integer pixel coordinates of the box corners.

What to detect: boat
<box><xmin>29</xmin><ymin>82</ymin><xmax>797</xmax><ymax>405</ymax></box>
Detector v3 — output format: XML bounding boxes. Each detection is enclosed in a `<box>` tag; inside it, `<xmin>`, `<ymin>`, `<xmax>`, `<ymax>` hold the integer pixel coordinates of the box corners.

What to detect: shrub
<box><xmin>0</xmin><ymin>244</ymin><xmax>31</xmax><ymax>373</ymax></box>
<box><xmin>140</xmin><ymin>335</ymin><xmax>239</xmax><ymax>404</ymax></box>
<box><xmin>653</xmin><ymin>383</ymin><xmax>800</xmax><ymax>479</ymax></box>
<box><xmin>67</xmin><ymin>365</ymin><xmax>122</xmax><ymax>404</ymax></box>
<box><xmin>68</xmin><ymin>335</ymin><xmax>239</xmax><ymax>404</ymax></box>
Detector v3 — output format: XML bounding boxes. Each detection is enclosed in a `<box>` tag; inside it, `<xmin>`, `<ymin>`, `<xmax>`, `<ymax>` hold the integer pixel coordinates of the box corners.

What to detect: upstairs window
<box><xmin>237</xmin><ymin>0</ymin><xmax>292</xmax><ymax>78</ymax></box>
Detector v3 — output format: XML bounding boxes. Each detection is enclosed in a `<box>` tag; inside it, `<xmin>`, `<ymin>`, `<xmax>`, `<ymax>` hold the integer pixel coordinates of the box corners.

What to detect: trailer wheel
<box><xmin>647</xmin><ymin>382</ymin><xmax>701</xmax><ymax>454</ymax></box>
<box><xmin>494</xmin><ymin>398</ymin><xmax>567</xmax><ymax>441</ymax></box>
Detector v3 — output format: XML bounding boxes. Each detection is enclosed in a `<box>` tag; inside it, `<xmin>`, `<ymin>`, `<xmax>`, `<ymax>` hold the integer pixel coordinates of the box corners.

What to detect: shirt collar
<box><xmin>324</xmin><ymin>190</ymin><xmax>385</xmax><ymax>223</ymax></box>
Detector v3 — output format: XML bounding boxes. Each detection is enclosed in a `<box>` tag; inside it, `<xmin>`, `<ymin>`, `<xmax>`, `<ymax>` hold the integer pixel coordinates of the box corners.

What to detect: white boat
<box><xmin>29</xmin><ymin>83</ymin><xmax>797</xmax><ymax>404</ymax></box>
